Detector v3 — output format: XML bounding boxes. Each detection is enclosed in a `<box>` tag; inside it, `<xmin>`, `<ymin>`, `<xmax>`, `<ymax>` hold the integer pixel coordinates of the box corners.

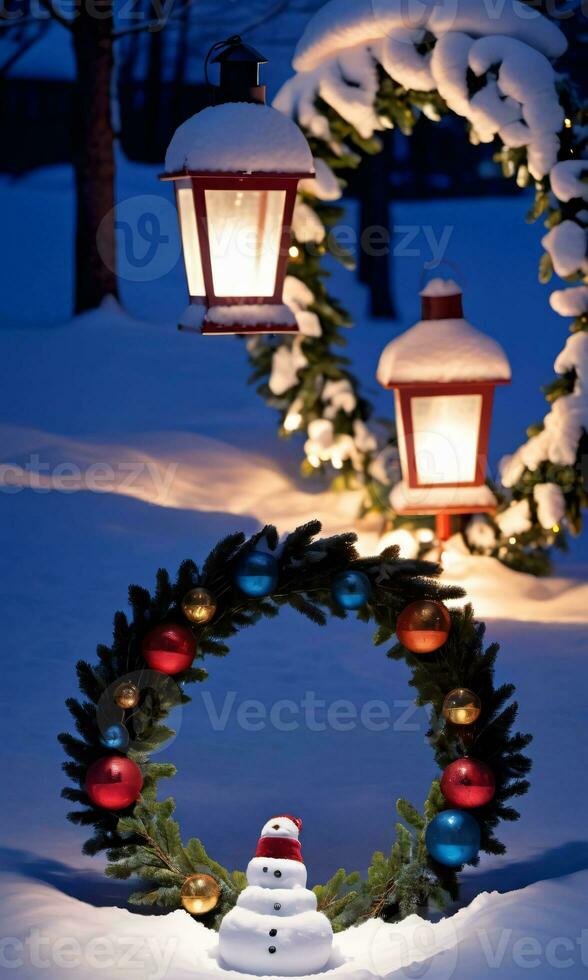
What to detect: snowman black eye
<box><xmin>272</xmin><ymin>824</ymin><xmax>280</xmax><ymax>830</ymax></box>
<box><xmin>274</xmin><ymin>870</ymin><xmax>282</xmax><ymax>878</ymax></box>
<box><xmin>263</xmin><ymin>867</ymin><xmax>268</xmax><ymax>873</ymax></box>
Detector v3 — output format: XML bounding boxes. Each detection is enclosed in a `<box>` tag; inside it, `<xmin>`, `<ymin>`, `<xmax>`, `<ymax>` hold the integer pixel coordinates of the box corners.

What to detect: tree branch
<box><xmin>36</xmin><ymin>0</ymin><xmax>75</xmax><ymax>31</ymax></box>
<box><xmin>111</xmin><ymin>0</ymin><xmax>194</xmax><ymax>41</ymax></box>
<box><xmin>0</xmin><ymin>25</ymin><xmax>46</xmax><ymax>75</ymax></box>
<box><xmin>238</xmin><ymin>0</ymin><xmax>290</xmax><ymax>37</ymax></box>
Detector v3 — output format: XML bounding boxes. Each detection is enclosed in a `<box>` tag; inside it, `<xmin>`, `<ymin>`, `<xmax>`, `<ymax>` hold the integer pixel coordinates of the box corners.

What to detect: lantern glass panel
<box><xmin>177</xmin><ymin>181</ymin><xmax>205</xmax><ymax>298</ymax></box>
<box><xmin>204</xmin><ymin>188</ymin><xmax>286</xmax><ymax>298</ymax></box>
<box><xmin>394</xmin><ymin>391</ymin><xmax>409</xmax><ymax>476</ymax></box>
<box><xmin>411</xmin><ymin>393</ymin><xmax>482</xmax><ymax>485</ymax></box>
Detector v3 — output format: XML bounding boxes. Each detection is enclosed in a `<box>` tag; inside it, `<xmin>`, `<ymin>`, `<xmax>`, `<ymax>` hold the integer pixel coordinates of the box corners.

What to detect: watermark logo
<box><xmin>98</xmin><ymin>194</ymin><xmax>180</xmax><ymax>283</ymax></box>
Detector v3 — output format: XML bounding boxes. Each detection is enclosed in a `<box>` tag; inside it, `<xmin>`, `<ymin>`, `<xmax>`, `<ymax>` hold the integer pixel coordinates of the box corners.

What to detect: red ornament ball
<box><xmin>85</xmin><ymin>755</ymin><xmax>143</xmax><ymax>810</ymax></box>
<box><xmin>142</xmin><ymin>623</ymin><xmax>196</xmax><ymax>675</ymax></box>
<box><xmin>441</xmin><ymin>757</ymin><xmax>496</xmax><ymax>808</ymax></box>
<box><xmin>396</xmin><ymin>599</ymin><xmax>451</xmax><ymax>654</ymax></box>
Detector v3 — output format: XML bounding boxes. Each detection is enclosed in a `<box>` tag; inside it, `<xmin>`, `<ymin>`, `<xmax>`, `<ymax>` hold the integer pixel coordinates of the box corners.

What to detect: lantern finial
<box><xmin>209</xmin><ymin>36</ymin><xmax>269</xmax><ymax>105</ymax></box>
<box><xmin>420</xmin><ymin>277</ymin><xmax>463</xmax><ymax>321</ymax></box>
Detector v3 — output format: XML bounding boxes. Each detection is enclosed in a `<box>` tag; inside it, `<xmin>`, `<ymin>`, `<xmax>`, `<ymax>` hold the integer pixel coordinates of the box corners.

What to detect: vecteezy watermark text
<box><xmin>0</xmin><ymin>454</ymin><xmax>178</xmax><ymax>504</ymax></box>
<box><xmin>201</xmin><ymin>691</ymin><xmax>426</xmax><ymax>733</ymax></box>
<box><xmin>0</xmin><ymin>930</ymin><xmax>178</xmax><ymax>978</ymax></box>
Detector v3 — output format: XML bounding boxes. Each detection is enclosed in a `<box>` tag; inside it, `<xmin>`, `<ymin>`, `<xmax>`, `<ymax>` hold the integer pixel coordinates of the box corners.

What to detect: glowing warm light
<box><xmin>509</xmin><ymin>536</ymin><xmax>517</xmax><ymax>545</ymax></box>
<box><xmin>411</xmin><ymin>393</ymin><xmax>483</xmax><ymax>485</ymax></box>
<box><xmin>379</xmin><ymin>528</ymin><xmax>419</xmax><ymax>559</ymax></box>
<box><xmin>177</xmin><ymin>182</ymin><xmax>205</xmax><ymax>297</ymax></box>
<box><xmin>289</xmin><ymin>245</ymin><xmax>300</xmax><ymax>258</ymax></box>
<box><xmin>552</xmin><ymin>523</ymin><xmax>560</xmax><ymax>534</ymax></box>
<box><xmin>331</xmin><ymin>457</ymin><xmax>344</xmax><ymax>470</ymax></box>
<box><xmin>284</xmin><ymin>411</ymin><xmax>303</xmax><ymax>432</ymax></box>
<box><xmin>442</xmin><ymin>688</ymin><xmax>481</xmax><ymax>726</ymax></box>
<box><xmin>564</xmin><ymin>118</ymin><xmax>572</xmax><ymax>129</ymax></box>
<box><xmin>307</xmin><ymin>454</ymin><xmax>321</xmax><ymax>468</ymax></box>
<box><xmin>440</xmin><ymin>549</ymin><xmax>462</xmax><ymax>570</ymax></box>
<box><xmin>417</xmin><ymin>528</ymin><xmax>435</xmax><ymax>544</ymax></box>
<box><xmin>205</xmin><ymin>188</ymin><xmax>286</xmax><ymax>297</ymax></box>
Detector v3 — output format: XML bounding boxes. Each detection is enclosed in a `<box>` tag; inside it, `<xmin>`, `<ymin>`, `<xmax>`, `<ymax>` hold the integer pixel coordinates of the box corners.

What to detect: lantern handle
<box><xmin>204</xmin><ymin>35</ymin><xmax>243</xmax><ymax>88</ymax></box>
<box><xmin>419</xmin><ymin>259</ymin><xmax>466</xmax><ymax>293</ymax></box>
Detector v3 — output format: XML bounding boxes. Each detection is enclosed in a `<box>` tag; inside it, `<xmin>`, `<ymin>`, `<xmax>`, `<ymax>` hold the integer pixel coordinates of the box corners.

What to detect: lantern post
<box><xmin>161</xmin><ymin>37</ymin><xmax>315</xmax><ymax>336</ymax></box>
<box><xmin>377</xmin><ymin>279</ymin><xmax>511</xmax><ymax>548</ymax></box>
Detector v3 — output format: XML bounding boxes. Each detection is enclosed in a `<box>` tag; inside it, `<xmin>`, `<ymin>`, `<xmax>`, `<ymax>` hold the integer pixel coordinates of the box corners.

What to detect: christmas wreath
<box><xmin>60</xmin><ymin>520</ymin><xmax>531</xmax><ymax>930</ymax></box>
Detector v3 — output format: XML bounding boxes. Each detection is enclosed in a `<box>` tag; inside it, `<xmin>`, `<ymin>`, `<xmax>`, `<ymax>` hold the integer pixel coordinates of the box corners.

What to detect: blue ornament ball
<box><xmin>235</xmin><ymin>550</ymin><xmax>279</xmax><ymax>598</ymax></box>
<box><xmin>332</xmin><ymin>570</ymin><xmax>372</xmax><ymax>610</ymax></box>
<box><xmin>100</xmin><ymin>723</ymin><xmax>130</xmax><ymax>752</ymax></box>
<box><xmin>425</xmin><ymin>809</ymin><xmax>481</xmax><ymax>866</ymax></box>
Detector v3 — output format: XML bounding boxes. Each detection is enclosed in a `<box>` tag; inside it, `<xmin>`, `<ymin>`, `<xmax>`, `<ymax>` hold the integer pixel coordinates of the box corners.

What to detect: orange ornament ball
<box><xmin>142</xmin><ymin>623</ymin><xmax>196</xmax><ymax>675</ymax></box>
<box><xmin>396</xmin><ymin>599</ymin><xmax>451</xmax><ymax>654</ymax></box>
<box><xmin>85</xmin><ymin>755</ymin><xmax>143</xmax><ymax>810</ymax></box>
<box><xmin>180</xmin><ymin>874</ymin><xmax>221</xmax><ymax>915</ymax></box>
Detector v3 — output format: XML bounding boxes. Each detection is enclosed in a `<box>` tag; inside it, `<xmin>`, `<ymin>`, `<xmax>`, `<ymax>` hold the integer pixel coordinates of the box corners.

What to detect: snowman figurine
<box><xmin>219</xmin><ymin>815</ymin><xmax>333</xmax><ymax>976</ymax></box>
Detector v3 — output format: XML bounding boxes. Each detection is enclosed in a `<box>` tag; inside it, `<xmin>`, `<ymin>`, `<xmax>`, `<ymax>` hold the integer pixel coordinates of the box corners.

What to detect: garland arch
<box><xmin>245</xmin><ymin>0</ymin><xmax>588</xmax><ymax>576</ymax></box>
<box><xmin>60</xmin><ymin>521</ymin><xmax>531</xmax><ymax>929</ymax></box>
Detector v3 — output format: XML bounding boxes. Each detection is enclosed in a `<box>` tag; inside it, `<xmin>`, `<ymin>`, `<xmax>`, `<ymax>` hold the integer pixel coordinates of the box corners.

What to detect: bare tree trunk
<box><xmin>358</xmin><ymin>131</ymin><xmax>396</xmax><ymax>320</ymax></box>
<box><xmin>72</xmin><ymin>6</ymin><xmax>118</xmax><ymax>313</ymax></box>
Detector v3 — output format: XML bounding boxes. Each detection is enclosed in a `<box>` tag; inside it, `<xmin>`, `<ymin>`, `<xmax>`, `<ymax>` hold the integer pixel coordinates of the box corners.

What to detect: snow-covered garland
<box><xmin>60</xmin><ymin>521</ymin><xmax>531</xmax><ymax>930</ymax></box>
<box><xmin>246</xmin><ymin>0</ymin><xmax>588</xmax><ymax>576</ymax></box>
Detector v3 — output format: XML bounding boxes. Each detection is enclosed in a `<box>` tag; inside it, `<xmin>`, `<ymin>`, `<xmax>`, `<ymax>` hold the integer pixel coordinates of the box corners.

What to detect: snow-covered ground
<box><xmin>2</xmin><ymin>869</ymin><xmax>587</xmax><ymax>978</ymax></box>
<box><xmin>1</xmin><ymin>157</ymin><xmax>587</xmax><ymax>977</ymax></box>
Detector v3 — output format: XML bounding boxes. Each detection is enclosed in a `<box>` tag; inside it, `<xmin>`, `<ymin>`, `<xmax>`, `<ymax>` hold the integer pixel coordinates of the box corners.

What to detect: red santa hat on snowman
<box><xmin>255</xmin><ymin>815</ymin><xmax>303</xmax><ymax>863</ymax></box>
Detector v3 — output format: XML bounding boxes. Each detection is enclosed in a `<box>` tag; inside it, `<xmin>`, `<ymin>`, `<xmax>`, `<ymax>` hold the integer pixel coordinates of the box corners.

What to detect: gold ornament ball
<box><xmin>114</xmin><ymin>681</ymin><xmax>140</xmax><ymax>710</ymax></box>
<box><xmin>442</xmin><ymin>688</ymin><xmax>481</xmax><ymax>726</ymax></box>
<box><xmin>180</xmin><ymin>874</ymin><xmax>221</xmax><ymax>915</ymax></box>
<box><xmin>182</xmin><ymin>587</ymin><xmax>217</xmax><ymax>625</ymax></box>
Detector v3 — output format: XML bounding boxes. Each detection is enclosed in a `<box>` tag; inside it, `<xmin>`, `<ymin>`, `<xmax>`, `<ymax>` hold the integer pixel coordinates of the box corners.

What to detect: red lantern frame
<box><xmin>391</xmin><ymin>379</ymin><xmax>508</xmax><ymax>492</ymax></box>
<box><xmin>162</xmin><ymin>169</ymin><xmax>313</xmax><ymax>335</ymax></box>
<box><xmin>381</xmin><ymin>373</ymin><xmax>509</xmax><ymax>542</ymax></box>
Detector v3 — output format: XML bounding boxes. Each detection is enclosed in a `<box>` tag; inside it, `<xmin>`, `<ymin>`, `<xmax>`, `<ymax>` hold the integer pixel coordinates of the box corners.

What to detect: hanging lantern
<box><xmin>377</xmin><ymin>279</ymin><xmax>511</xmax><ymax>543</ymax></box>
<box><xmin>162</xmin><ymin>37</ymin><xmax>315</xmax><ymax>336</ymax></box>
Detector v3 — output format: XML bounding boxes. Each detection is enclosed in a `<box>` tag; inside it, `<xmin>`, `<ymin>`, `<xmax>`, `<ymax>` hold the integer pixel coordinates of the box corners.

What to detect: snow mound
<box><xmin>501</xmin><ymin>332</ymin><xmax>588</xmax><ymax>479</ymax></box>
<box><xmin>440</xmin><ymin>538</ymin><xmax>588</xmax><ymax>622</ymax></box>
<box><xmin>542</xmin><ymin>221</ymin><xmax>588</xmax><ymax>279</ymax></box>
<box><xmin>377</xmin><ymin>317</ymin><xmax>511</xmax><ymax>385</ymax></box>
<box><xmin>2</xmin><ymin>868</ymin><xmax>588</xmax><ymax>978</ymax></box>
<box><xmin>549</xmin><ymin>285</ymin><xmax>588</xmax><ymax>317</ymax></box>
<box><xmin>165</xmin><ymin>103</ymin><xmax>314</xmax><ymax>175</ymax></box>
<box><xmin>550</xmin><ymin>160</ymin><xmax>588</xmax><ymax>203</ymax></box>
<box><xmin>390</xmin><ymin>481</ymin><xmax>497</xmax><ymax>514</ymax></box>
<box><xmin>207</xmin><ymin>305</ymin><xmax>297</xmax><ymax>328</ymax></box>
<box><xmin>421</xmin><ymin>278</ymin><xmax>461</xmax><ymax>297</ymax></box>
<box><xmin>293</xmin><ymin>0</ymin><xmax>566</xmax><ymax>72</ymax></box>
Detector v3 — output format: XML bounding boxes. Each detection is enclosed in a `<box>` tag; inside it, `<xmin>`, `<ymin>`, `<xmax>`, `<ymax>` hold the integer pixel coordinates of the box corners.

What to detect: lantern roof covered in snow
<box><xmin>377</xmin><ymin>278</ymin><xmax>511</xmax><ymax>387</ymax></box>
<box><xmin>164</xmin><ymin>102</ymin><xmax>315</xmax><ymax>175</ymax></box>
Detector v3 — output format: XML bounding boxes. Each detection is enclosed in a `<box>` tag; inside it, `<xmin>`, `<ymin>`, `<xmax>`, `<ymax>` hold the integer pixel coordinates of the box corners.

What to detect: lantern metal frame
<box><xmin>162</xmin><ymin>169</ymin><xmax>312</xmax><ymax>333</ymax></box>
<box><xmin>390</xmin><ymin>379</ymin><xmax>508</xmax><ymax>492</ymax></box>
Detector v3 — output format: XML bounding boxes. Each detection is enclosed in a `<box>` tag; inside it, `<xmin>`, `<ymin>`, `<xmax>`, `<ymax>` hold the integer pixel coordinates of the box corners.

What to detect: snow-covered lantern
<box><xmin>162</xmin><ymin>38</ymin><xmax>315</xmax><ymax>336</ymax></box>
<box><xmin>377</xmin><ymin>280</ymin><xmax>511</xmax><ymax>541</ymax></box>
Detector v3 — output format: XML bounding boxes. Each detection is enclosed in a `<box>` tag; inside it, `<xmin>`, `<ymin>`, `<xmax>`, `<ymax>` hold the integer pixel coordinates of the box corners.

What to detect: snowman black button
<box><xmin>263</xmin><ymin>867</ymin><xmax>268</xmax><ymax>873</ymax></box>
<box><xmin>269</xmin><ymin>929</ymin><xmax>277</xmax><ymax>937</ymax></box>
<box><xmin>274</xmin><ymin>903</ymin><xmax>281</xmax><ymax>910</ymax></box>
<box><xmin>268</xmin><ymin>947</ymin><xmax>277</xmax><ymax>954</ymax></box>
<box><xmin>274</xmin><ymin>870</ymin><xmax>282</xmax><ymax>878</ymax></box>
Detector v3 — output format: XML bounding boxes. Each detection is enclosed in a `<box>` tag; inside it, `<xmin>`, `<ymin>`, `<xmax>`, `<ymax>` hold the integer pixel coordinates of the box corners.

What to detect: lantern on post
<box><xmin>376</xmin><ymin>279</ymin><xmax>511</xmax><ymax>544</ymax></box>
<box><xmin>161</xmin><ymin>37</ymin><xmax>315</xmax><ymax>336</ymax></box>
